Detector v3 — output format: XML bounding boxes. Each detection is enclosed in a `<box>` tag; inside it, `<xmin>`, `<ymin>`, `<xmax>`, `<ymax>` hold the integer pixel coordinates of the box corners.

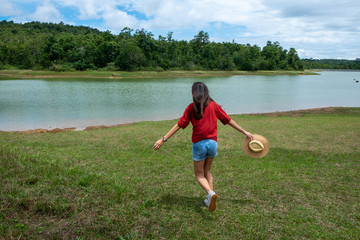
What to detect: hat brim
<box><xmin>242</xmin><ymin>134</ymin><xmax>269</xmax><ymax>158</ymax></box>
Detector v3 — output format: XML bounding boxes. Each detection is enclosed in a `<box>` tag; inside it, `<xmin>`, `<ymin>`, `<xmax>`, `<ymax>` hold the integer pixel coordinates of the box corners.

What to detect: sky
<box><xmin>1</xmin><ymin>0</ymin><xmax>359</xmax><ymax>59</ymax></box>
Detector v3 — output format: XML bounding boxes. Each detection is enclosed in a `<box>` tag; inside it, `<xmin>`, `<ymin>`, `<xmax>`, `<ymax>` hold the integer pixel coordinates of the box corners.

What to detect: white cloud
<box><xmin>30</xmin><ymin>0</ymin><xmax>63</xmax><ymax>22</ymax></box>
<box><xmin>57</xmin><ymin>0</ymin><xmax>103</xmax><ymax>19</ymax></box>
<box><xmin>128</xmin><ymin>0</ymin><xmax>265</xmax><ymax>30</ymax></box>
<box><xmin>101</xmin><ymin>8</ymin><xmax>143</xmax><ymax>30</ymax></box>
<box><xmin>10</xmin><ymin>0</ymin><xmax>63</xmax><ymax>23</ymax></box>
<box><xmin>55</xmin><ymin>0</ymin><xmax>140</xmax><ymax>30</ymax></box>
<box><xmin>0</xmin><ymin>0</ymin><xmax>22</xmax><ymax>16</ymax></box>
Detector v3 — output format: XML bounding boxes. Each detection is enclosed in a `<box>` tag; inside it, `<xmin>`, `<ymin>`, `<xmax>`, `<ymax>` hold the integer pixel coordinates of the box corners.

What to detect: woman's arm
<box><xmin>228</xmin><ymin>119</ymin><xmax>254</xmax><ymax>140</ymax></box>
<box><xmin>153</xmin><ymin>124</ymin><xmax>181</xmax><ymax>150</ymax></box>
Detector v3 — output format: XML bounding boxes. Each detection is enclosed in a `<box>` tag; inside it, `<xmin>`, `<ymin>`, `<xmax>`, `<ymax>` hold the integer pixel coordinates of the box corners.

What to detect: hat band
<box><xmin>248</xmin><ymin>140</ymin><xmax>264</xmax><ymax>153</ymax></box>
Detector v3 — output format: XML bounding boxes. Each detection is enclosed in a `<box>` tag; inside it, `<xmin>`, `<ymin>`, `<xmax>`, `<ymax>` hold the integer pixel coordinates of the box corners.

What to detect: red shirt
<box><xmin>177</xmin><ymin>101</ymin><xmax>231</xmax><ymax>143</ymax></box>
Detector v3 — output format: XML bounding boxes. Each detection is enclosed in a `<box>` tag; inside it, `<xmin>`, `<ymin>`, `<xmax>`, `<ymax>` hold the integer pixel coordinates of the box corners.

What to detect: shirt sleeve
<box><xmin>177</xmin><ymin>103</ymin><xmax>192</xmax><ymax>129</ymax></box>
<box><xmin>215</xmin><ymin>103</ymin><xmax>231</xmax><ymax>125</ymax></box>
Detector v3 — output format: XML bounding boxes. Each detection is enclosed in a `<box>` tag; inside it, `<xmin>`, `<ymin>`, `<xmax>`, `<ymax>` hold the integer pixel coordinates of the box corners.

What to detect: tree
<box><xmin>261</xmin><ymin>41</ymin><xmax>287</xmax><ymax>70</ymax></box>
<box><xmin>287</xmin><ymin>48</ymin><xmax>303</xmax><ymax>70</ymax></box>
<box><xmin>93</xmin><ymin>41</ymin><xmax>119</xmax><ymax>68</ymax></box>
<box><xmin>190</xmin><ymin>31</ymin><xmax>210</xmax><ymax>55</ymax></box>
<box><xmin>134</xmin><ymin>29</ymin><xmax>156</xmax><ymax>66</ymax></box>
<box><xmin>118</xmin><ymin>27</ymin><xmax>133</xmax><ymax>40</ymax></box>
<box><xmin>115</xmin><ymin>41</ymin><xmax>146</xmax><ymax>71</ymax></box>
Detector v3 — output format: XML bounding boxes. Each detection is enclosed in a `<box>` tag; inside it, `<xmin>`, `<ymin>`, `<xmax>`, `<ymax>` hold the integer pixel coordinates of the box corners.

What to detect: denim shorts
<box><xmin>192</xmin><ymin>139</ymin><xmax>218</xmax><ymax>161</ymax></box>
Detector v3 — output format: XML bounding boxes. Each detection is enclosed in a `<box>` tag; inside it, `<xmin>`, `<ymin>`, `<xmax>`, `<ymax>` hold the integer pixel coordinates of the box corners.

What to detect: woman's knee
<box><xmin>195</xmin><ymin>168</ymin><xmax>204</xmax><ymax>178</ymax></box>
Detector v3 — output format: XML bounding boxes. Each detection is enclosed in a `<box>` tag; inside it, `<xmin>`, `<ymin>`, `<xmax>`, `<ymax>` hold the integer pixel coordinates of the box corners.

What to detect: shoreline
<box><xmin>0</xmin><ymin>69</ymin><xmax>318</xmax><ymax>80</ymax></box>
<box><xmin>1</xmin><ymin>107</ymin><xmax>353</xmax><ymax>133</ymax></box>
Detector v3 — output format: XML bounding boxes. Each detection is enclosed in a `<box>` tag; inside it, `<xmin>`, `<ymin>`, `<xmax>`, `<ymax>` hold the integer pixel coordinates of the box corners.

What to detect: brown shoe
<box><xmin>208</xmin><ymin>193</ymin><xmax>218</xmax><ymax>212</ymax></box>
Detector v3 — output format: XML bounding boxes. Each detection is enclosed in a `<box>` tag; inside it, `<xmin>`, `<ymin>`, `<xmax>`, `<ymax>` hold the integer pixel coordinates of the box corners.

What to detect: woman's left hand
<box><xmin>153</xmin><ymin>139</ymin><xmax>164</xmax><ymax>150</ymax></box>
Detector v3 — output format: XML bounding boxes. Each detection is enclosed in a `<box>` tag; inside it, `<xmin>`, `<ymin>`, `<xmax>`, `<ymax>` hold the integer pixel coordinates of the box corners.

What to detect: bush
<box><xmin>73</xmin><ymin>60</ymin><xmax>85</xmax><ymax>71</ymax></box>
<box><xmin>48</xmin><ymin>63</ymin><xmax>74</xmax><ymax>72</ymax></box>
<box><xmin>101</xmin><ymin>62</ymin><xmax>118</xmax><ymax>71</ymax></box>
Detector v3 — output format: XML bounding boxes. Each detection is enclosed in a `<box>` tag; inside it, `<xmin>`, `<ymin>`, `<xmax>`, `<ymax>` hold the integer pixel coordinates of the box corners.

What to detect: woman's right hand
<box><xmin>153</xmin><ymin>139</ymin><xmax>164</xmax><ymax>150</ymax></box>
<box><xmin>244</xmin><ymin>131</ymin><xmax>254</xmax><ymax>141</ymax></box>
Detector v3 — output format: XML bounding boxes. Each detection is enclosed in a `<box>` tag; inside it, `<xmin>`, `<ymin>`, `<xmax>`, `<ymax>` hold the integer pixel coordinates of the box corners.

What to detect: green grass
<box><xmin>0</xmin><ymin>69</ymin><xmax>317</xmax><ymax>80</ymax></box>
<box><xmin>1</xmin><ymin>108</ymin><xmax>359</xmax><ymax>239</ymax></box>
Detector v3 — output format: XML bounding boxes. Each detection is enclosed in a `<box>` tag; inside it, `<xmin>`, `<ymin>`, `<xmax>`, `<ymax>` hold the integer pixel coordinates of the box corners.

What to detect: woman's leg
<box><xmin>204</xmin><ymin>157</ymin><xmax>214</xmax><ymax>190</ymax></box>
<box><xmin>194</xmin><ymin>157</ymin><xmax>217</xmax><ymax>211</ymax></box>
<box><xmin>193</xmin><ymin>160</ymin><xmax>211</xmax><ymax>194</ymax></box>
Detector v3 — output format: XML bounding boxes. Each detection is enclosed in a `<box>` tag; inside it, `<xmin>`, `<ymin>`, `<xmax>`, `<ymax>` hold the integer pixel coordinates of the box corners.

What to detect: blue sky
<box><xmin>1</xmin><ymin>0</ymin><xmax>359</xmax><ymax>59</ymax></box>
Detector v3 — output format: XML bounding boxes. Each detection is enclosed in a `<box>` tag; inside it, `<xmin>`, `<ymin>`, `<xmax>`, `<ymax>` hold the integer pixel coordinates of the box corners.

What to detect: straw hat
<box><xmin>242</xmin><ymin>134</ymin><xmax>269</xmax><ymax>158</ymax></box>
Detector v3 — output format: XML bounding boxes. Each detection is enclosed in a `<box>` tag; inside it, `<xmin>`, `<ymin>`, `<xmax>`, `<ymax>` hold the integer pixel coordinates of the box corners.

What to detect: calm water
<box><xmin>0</xmin><ymin>71</ymin><xmax>359</xmax><ymax>131</ymax></box>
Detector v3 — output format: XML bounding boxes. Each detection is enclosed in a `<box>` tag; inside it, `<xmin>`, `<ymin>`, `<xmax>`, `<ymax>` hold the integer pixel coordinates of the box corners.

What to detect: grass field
<box><xmin>1</xmin><ymin>108</ymin><xmax>359</xmax><ymax>239</ymax></box>
<box><xmin>0</xmin><ymin>69</ymin><xmax>317</xmax><ymax>80</ymax></box>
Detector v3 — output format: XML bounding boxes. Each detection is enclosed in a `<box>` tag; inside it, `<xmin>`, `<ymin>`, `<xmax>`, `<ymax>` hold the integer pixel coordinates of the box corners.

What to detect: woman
<box><xmin>153</xmin><ymin>82</ymin><xmax>253</xmax><ymax>212</ymax></box>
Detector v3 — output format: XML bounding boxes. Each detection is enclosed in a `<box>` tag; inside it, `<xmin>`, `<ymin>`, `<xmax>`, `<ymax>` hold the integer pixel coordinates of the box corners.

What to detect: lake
<box><xmin>0</xmin><ymin>71</ymin><xmax>359</xmax><ymax>131</ymax></box>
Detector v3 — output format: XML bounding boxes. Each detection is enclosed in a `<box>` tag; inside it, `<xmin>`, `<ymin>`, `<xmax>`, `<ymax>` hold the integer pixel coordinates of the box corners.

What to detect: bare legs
<box><xmin>193</xmin><ymin>157</ymin><xmax>214</xmax><ymax>194</ymax></box>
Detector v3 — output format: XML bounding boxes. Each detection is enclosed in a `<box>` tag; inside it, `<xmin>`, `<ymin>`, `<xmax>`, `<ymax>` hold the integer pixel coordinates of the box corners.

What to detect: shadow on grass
<box><xmin>158</xmin><ymin>193</ymin><xmax>253</xmax><ymax>219</ymax></box>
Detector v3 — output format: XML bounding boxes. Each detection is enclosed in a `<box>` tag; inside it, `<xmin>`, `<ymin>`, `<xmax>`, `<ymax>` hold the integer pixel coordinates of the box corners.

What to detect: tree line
<box><xmin>302</xmin><ymin>59</ymin><xmax>360</xmax><ymax>70</ymax></box>
<box><xmin>0</xmin><ymin>20</ymin><xmax>357</xmax><ymax>71</ymax></box>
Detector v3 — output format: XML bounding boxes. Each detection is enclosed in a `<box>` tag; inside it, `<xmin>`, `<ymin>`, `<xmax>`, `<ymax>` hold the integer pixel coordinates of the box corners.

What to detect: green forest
<box><xmin>0</xmin><ymin>21</ymin><xmax>359</xmax><ymax>71</ymax></box>
<box><xmin>302</xmin><ymin>58</ymin><xmax>360</xmax><ymax>70</ymax></box>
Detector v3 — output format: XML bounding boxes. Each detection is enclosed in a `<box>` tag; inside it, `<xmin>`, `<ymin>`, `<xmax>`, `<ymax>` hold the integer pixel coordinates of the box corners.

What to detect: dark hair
<box><xmin>192</xmin><ymin>82</ymin><xmax>212</xmax><ymax>120</ymax></box>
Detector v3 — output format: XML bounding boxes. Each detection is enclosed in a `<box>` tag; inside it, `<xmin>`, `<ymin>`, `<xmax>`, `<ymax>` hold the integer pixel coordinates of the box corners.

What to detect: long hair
<box><xmin>192</xmin><ymin>82</ymin><xmax>212</xmax><ymax>120</ymax></box>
